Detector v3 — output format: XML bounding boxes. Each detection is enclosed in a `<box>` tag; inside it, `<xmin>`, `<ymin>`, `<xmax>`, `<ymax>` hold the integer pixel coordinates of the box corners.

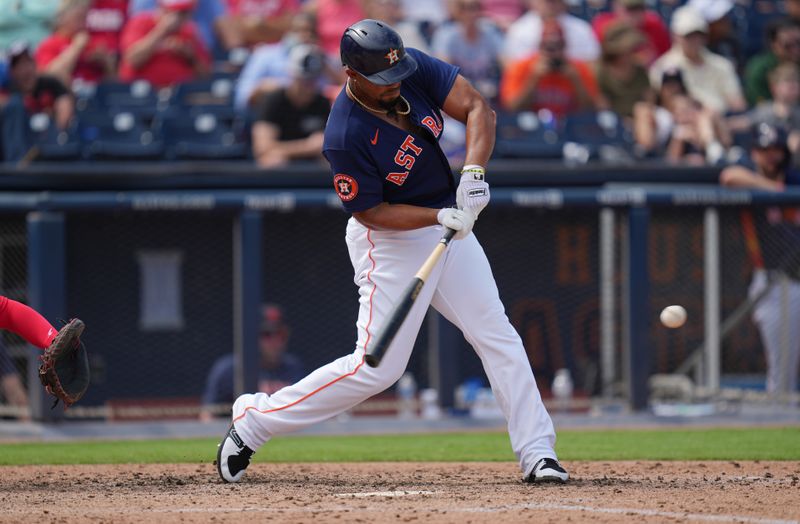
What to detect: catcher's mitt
<box><xmin>38</xmin><ymin>318</ymin><xmax>89</xmax><ymax>409</ymax></box>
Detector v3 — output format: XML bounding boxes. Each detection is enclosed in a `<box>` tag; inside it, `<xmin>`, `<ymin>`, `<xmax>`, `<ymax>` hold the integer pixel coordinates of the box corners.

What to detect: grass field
<box><xmin>1</xmin><ymin>427</ymin><xmax>798</xmax><ymax>465</ymax></box>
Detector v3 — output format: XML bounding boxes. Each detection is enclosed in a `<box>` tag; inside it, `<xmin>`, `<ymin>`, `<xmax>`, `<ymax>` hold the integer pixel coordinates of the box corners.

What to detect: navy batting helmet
<box><xmin>340</xmin><ymin>19</ymin><xmax>417</xmax><ymax>85</ymax></box>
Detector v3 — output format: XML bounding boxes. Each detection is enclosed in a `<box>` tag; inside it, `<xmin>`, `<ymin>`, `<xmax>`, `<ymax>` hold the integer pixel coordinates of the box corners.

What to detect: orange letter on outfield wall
<box><xmin>556</xmin><ymin>226</ymin><xmax>591</xmax><ymax>284</ymax></box>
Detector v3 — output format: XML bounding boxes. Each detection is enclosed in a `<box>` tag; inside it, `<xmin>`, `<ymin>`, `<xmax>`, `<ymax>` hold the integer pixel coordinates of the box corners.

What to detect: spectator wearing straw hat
<box><xmin>596</xmin><ymin>21</ymin><xmax>654</xmax><ymax>120</ymax></box>
<box><xmin>592</xmin><ymin>0</ymin><xmax>671</xmax><ymax>65</ymax></box>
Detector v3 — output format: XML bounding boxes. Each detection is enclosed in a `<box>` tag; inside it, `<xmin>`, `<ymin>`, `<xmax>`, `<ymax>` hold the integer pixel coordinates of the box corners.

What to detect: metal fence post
<box><xmin>627</xmin><ymin>206</ymin><xmax>651</xmax><ymax>411</ymax></box>
<box><xmin>233</xmin><ymin>210</ymin><xmax>262</xmax><ymax>397</ymax></box>
<box><xmin>600</xmin><ymin>208</ymin><xmax>616</xmax><ymax>398</ymax></box>
<box><xmin>704</xmin><ymin>207</ymin><xmax>721</xmax><ymax>393</ymax></box>
<box><xmin>26</xmin><ymin>211</ymin><xmax>66</xmax><ymax>421</ymax></box>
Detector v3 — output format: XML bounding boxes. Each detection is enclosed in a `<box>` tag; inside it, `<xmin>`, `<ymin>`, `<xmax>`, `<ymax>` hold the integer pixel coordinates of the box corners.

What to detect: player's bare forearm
<box><xmin>442</xmin><ymin>75</ymin><xmax>496</xmax><ymax>168</ymax></box>
<box><xmin>353</xmin><ymin>203</ymin><xmax>440</xmax><ymax>231</ymax></box>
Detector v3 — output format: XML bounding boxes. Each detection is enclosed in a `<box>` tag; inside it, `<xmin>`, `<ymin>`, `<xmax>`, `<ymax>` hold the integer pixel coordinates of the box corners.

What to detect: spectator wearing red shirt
<box><xmin>216</xmin><ymin>0</ymin><xmax>299</xmax><ymax>50</ymax></box>
<box><xmin>500</xmin><ymin>19</ymin><xmax>599</xmax><ymax>119</ymax></box>
<box><xmin>592</xmin><ymin>0</ymin><xmax>670</xmax><ymax>65</ymax></box>
<box><xmin>86</xmin><ymin>0</ymin><xmax>128</xmax><ymax>62</ymax></box>
<box><xmin>35</xmin><ymin>0</ymin><xmax>117</xmax><ymax>89</ymax></box>
<box><xmin>314</xmin><ymin>0</ymin><xmax>365</xmax><ymax>58</ymax></box>
<box><xmin>119</xmin><ymin>0</ymin><xmax>210</xmax><ymax>87</ymax></box>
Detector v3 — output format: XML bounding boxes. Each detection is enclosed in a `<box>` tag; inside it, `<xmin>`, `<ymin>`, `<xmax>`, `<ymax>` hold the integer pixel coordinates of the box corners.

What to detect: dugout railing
<box><xmin>0</xmin><ymin>165</ymin><xmax>797</xmax><ymax>421</ymax></box>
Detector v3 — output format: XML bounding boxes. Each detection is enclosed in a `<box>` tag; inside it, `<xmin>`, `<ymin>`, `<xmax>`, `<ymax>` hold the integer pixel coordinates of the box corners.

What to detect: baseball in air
<box><xmin>660</xmin><ymin>305</ymin><xmax>687</xmax><ymax>328</ymax></box>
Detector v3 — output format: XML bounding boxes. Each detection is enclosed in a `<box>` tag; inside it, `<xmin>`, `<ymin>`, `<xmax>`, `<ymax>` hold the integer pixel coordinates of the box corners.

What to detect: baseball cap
<box><xmin>686</xmin><ymin>0</ymin><xmax>734</xmax><ymax>23</ymax></box>
<box><xmin>751</xmin><ymin>122</ymin><xmax>788</xmax><ymax>150</ymax></box>
<box><xmin>670</xmin><ymin>6</ymin><xmax>708</xmax><ymax>36</ymax></box>
<box><xmin>260</xmin><ymin>304</ymin><xmax>287</xmax><ymax>334</ymax></box>
<box><xmin>287</xmin><ymin>44</ymin><xmax>325</xmax><ymax>80</ymax></box>
<box><xmin>6</xmin><ymin>41</ymin><xmax>32</xmax><ymax>67</ymax></box>
<box><xmin>158</xmin><ymin>0</ymin><xmax>196</xmax><ymax>11</ymax></box>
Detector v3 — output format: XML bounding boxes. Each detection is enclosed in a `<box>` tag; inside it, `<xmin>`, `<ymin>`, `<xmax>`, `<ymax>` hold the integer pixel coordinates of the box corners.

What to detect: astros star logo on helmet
<box><xmin>385</xmin><ymin>48</ymin><xmax>400</xmax><ymax>65</ymax></box>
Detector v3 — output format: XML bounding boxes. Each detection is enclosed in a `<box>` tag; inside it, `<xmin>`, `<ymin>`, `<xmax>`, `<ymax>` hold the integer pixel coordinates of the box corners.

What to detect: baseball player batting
<box><xmin>217</xmin><ymin>19</ymin><xmax>568</xmax><ymax>484</ymax></box>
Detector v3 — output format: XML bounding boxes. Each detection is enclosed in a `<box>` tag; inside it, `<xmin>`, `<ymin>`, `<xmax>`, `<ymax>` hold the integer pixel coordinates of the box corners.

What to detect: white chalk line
<box><xmin>334</xmin><ymin>490</ymin><xmax>436</xmax><ymax>498</ymax></box>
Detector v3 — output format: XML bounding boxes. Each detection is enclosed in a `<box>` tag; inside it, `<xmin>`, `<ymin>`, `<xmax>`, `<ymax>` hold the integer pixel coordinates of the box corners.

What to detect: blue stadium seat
<box><xmin>562</xmin><ymin>110</ymin><xmax>635</xmax><ymax>163</ymax></box>
<box><xmin>169</xmin><ymin>77</ymin><xmax>235</xmax><ymax>109</ymax></box>
<box><xmin>26</xmin><ymin>112</ymin><xmax>82</xmax><ymax>161</ymax></box>
<box><xmin>493</xmin><ymin>110</ymin><xmax>564</xmax><ymax>159</ymax></box>
<box><xmin>78</xmin><ymin>110</ymin><xmax>165</xmax><ymax>160</ymax></box>
<box><xmin>158</xmin><ymin>112</ymin><xmax>248</xmax><ymax>160</ymax></box>
<box><xmin>90</xmin><ymin>80</ymin><xmax>165</xmax><ymax>123</ymax></box>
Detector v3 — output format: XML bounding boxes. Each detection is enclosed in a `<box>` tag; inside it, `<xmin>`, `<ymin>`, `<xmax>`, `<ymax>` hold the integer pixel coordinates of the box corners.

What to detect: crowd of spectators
<box><xmin>0</xmin><ymin>0</ymin><xmax>798</xmax><ymax>168</ymax></box>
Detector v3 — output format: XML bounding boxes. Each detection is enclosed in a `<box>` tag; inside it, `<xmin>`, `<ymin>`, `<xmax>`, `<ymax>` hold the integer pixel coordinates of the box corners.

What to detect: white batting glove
<box><xmin>437</xmin><ymin>207</ymin><xmax>476</xmax><ymax>240</ymax></box>
<box><xmin>456</xmin><ymin>165</ymin><xmax>490</xmax><ymax>218</ymax></box>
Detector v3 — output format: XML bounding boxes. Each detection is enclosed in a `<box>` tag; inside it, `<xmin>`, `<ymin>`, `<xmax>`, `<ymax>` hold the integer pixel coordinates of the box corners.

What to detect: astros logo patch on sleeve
<box><xmin>334</xmin><ymin>174</ymin><xmax>358</xmax><ymax>201</ymax></box>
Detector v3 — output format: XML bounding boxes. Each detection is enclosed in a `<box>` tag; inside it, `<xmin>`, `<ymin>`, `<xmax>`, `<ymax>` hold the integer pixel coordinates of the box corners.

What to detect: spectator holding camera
<box><xmin>251</xmin><ymin>44</ymin><xmax>330</xmax><ymax>168</ymax></box>
<box><xmin>500</xmin><ymin>18</ymin><xmax>599</xmax><ymax>119</ymax></box>
<box><xmin>503</xmin><ymin>0</ymin><xmax>599</xmax><ymax>64</ymax></box>
<box><xmin>633</xmin><ymin>67</ymin><xmax>729</xmax><ymax>161</ymax></box>
<box><xmin>119</xmin><ymin>0</ymin><xmax>210</xmax><ymax>87</ymax></box>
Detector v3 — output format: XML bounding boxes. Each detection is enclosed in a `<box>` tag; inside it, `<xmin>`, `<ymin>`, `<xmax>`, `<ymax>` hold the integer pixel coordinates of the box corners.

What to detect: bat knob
<box><xmin>364</xmin><ymin>355</ymin><xmax>379</xmax><ymax>368</ymax></box>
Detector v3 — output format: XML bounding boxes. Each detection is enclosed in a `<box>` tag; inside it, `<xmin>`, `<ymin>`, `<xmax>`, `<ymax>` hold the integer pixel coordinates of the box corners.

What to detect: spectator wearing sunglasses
<box><xmin>745</xmin><ymin>18</ymin><xmax>800</xmax><ymax>105</ymax></box>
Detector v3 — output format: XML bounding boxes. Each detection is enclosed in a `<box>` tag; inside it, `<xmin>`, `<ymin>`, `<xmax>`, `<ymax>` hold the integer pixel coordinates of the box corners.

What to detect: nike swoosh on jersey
<box><xmin>370</xmin><ymin>129</ymin><xmax>379</xmax><ymax>145</ymax></box>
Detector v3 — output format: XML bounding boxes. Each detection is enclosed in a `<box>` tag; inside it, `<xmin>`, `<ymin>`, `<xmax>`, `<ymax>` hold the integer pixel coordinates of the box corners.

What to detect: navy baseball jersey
<box><xmin>323</xmin><ymin>48</ymin><xmax>460</xmax><ymax>213</ymax></box>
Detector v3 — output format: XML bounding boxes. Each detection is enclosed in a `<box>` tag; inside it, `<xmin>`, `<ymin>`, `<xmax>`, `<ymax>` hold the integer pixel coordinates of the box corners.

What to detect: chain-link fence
<box><xmin>3</xmin><ymin>192</ymin><xmax>799</xmax><ymax>421</ymax></box>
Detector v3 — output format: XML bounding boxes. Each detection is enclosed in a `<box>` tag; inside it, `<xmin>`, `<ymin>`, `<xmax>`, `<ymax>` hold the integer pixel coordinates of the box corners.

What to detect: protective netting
<box><xmin>0</xmin><ymin>216</ymin><xmax>30</xmax><ymax>419</ymax></box>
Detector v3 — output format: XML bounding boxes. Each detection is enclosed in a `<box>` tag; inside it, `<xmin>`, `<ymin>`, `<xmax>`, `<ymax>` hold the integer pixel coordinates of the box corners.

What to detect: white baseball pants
<box><xmin>749</xmin><ymin>269</ymin><xmax>800</xmax><ymax>395</ymax></box>
<box><xmin>233</xmin><ymin>218</ymin><xmax>558</xmax><ymax>476</ymax></box>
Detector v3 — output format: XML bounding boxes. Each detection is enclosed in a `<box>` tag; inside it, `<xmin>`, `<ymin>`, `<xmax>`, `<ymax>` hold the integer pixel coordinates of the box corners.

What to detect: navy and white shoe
<box><xmin>216</xmin><ymin>424</ymin><xmax>254</xmax><ymax>483</ymax></box>
<box><xmin>526</xmin><ymin>458</ymin><xmax>569</xmax><ymax>483</ymax></box>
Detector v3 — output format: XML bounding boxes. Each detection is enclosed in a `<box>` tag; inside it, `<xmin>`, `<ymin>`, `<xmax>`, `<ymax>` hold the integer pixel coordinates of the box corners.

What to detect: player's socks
<box><xmin>0</xmin><ymin>296</ymin><xmax>58</xmax><ymax>349</ymax></box>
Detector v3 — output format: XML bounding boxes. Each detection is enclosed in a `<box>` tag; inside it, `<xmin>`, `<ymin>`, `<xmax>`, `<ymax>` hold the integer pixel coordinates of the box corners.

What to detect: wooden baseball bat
<box><xmin>364</xmin><ymin>227</ymin><xmax>456</xmax><ymax>368</ymax></box>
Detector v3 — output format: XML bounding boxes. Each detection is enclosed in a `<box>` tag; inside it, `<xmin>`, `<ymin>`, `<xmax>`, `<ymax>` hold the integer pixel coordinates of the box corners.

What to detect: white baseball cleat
<box><xmin>216</xmin><ymin>424</ymin><xmax>255</xmax><ymax>483</ymax></box>
<box><xmin>526</xmin><ymin>458</ymin><xmax>569</xmax><ymax>483</ymax></box>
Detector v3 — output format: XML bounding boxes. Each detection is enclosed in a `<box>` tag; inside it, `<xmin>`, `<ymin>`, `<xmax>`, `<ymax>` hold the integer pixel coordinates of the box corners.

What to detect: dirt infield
<box><xmin>1</xmin><ymin>461</ymin><xmax>798</xmax><ymax>523</ymax></box>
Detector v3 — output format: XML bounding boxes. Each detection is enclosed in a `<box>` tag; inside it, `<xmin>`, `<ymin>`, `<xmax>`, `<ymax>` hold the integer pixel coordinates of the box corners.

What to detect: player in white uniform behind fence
<box><xmin>216</xmin><ymin>19</ymin><xmax>569</xmax><ymax>484</ymax></box>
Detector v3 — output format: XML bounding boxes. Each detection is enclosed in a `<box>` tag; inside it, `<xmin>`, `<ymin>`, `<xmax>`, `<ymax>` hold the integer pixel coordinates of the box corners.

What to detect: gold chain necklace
<box><xmin>346</xmin><ymin>80</ymin><xmax>411</xmax><ymax>116</ymax></box>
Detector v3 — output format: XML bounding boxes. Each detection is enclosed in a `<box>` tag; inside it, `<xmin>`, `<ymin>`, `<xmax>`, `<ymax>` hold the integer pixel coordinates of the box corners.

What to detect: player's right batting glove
<box><xmin>437</xmin><ymin>208</ymin><xmax>476</xmax><ymax>240</ymax></box>
<box><xmin>456</xmin><ymin>165</ymin><xmax>490</xmax><ymax>218</ymax></box>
